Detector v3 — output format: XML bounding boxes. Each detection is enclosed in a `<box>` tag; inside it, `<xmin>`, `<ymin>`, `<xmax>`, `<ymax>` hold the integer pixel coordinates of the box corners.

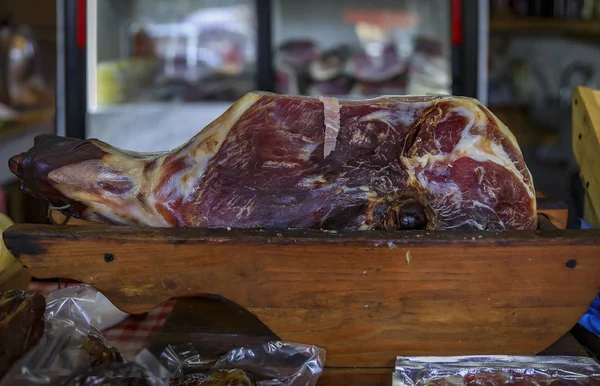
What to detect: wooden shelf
<box><xmin>490</xmin><ymin>17</ymin><xmax>600</xmax><ymax>38</ymax></box>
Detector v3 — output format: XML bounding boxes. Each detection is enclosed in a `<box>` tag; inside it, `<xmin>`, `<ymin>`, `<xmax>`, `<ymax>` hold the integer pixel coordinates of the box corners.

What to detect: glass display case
<box><xmin>272</xmin><ymin>0</ymin><xmax>452</xmax><ymax>98</ymax></box>
<box><xmin>56</xmin><ymin>0</ymin><xmax>487</xmax><ymax>152</ymax></box>
<box><xmin>89</xmin><ymin>0</ymin><xmax>257</xmax><ymax>109</ymax></box>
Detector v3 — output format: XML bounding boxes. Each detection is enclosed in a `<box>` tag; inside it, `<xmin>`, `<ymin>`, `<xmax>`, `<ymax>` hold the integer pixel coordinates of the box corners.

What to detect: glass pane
<box><xmin>273</xmin><ymin>0</ymin><xmax>452</xmax><ymax>98</ymax></box>
<box><xmin>91</xmin><ymin>0</ymin><xmax>256</xmax><ymax>109</ymax></box>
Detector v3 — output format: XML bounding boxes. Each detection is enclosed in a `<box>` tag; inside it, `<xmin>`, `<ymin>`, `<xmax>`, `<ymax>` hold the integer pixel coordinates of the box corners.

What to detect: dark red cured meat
<box><xmin>465</xmin><ymin>371</ymin><xmax>509</xmax><ymax>386</ymax></box>
<box><xmin>8</xmin><ymin>92</ymin><xmax>537</xmax><ymax>230</ymax></box>
<box><xmin>429</xmin><ymin>375</ymin><xmax>598</xmax><ymax>386</ymax></box>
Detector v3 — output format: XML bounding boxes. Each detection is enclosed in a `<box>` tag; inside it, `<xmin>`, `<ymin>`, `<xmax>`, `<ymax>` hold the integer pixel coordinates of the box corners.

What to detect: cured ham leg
<box><xmin>9</xmin><ymin>92</ymin><xmax>536</xmax><ymax>230</ymax></box>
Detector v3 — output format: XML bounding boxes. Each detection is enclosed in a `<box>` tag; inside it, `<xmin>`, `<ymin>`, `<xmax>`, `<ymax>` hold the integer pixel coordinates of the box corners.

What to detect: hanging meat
<box><xmin>8</xmin><ymin>92</ymin><xmax>537</xmax><ymax>230</ymax></box>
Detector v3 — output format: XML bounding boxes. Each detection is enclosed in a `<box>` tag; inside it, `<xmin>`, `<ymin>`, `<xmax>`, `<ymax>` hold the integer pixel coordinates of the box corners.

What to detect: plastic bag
<box><xmin>160</xmin><ymin>341</ymin><xmax>325</xmax><ymax>386</ymax></box>
<box><xmin>59</xmin><ymin>361</ymin><xmax>158</xmax><ymax>386</ymax></box>
<box><xmin>393</xmin><ymin>356</ymin><xmax>600</xmax><ymax>386</ymax></box>
<box><xmin>59</xmin><ymin>349</ymin><xmax>170</xmax><ymax>386</ymax></box>
<box><xmin>46</xmin><ymin>284</ymin><xmax>129</xmax><ymax>331</ymax></box>
<box><xmin>62</xmin><ymin>341</ymin><xmax>325</xmax><ymax>385</ymax></box>
<box><xmin>0</xmin><ymin>285</ymin><xmax>124</xmax><ymax>385</ymax></box>
<box><xmin>2</xmin><ymin>284</ymin><xmax>324</xmax><ymax>385</ymax></box>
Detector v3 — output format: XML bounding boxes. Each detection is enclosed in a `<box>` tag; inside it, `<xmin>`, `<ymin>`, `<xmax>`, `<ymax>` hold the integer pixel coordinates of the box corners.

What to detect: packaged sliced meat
<box><xmin>0</xmin><ymin>285</ymin><xmax>125</xmax><ymax>386</ymax></box>
<box><xmin>9</xmin><ymin>92</ymin><xmax>536</xmax><ymax>231</ymax></box>
<box><xmin>394</xmin><ymin>356</ymin><xmax>600</xmax><ymax>386</ymax></box>
<box><xmin>161</xmin><ymin>341</ymin><xmax>324</xmax><ymax>386</ymax></box>
<box><xmin>0</xmin><ymin>290</ymin><xmax>45</xmax><ymax>378</ymax></box>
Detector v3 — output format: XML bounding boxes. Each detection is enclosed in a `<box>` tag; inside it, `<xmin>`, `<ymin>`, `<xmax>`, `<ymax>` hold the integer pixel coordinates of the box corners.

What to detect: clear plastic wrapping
<box><xmin>60</xmin><ymin>349</ymin><xmax>170</xmax><ymax>386</ymax></box>
<box><xmin>0</xmin><ymin>285</ymin><xmax>125</xmax><ymax>385</ymax></box>
<box><xmin>45</xmin><ymin>284</ymin><xmax>129</xmax><ymax>331</ymax></box>
<box><xmin>393</xmin><ymin>356</ymin><xmax>600</xmax><ymax>386</ymax></box>
<box><xmin>161</xmin><ymin>341</ymin><xmax>325</xmax><ymax>386</ymax></box>
<box><xmin>1</xmin><ymin>283</ymin><xmax>324</xmax><ymax>385</ymax></box>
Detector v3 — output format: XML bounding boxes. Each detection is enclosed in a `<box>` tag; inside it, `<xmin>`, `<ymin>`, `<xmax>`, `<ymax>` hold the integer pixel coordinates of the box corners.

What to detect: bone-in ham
<box><xmin>8</xmin><ymin>92</ymin><xmax>537</xmax><ymax>230</ymax></box>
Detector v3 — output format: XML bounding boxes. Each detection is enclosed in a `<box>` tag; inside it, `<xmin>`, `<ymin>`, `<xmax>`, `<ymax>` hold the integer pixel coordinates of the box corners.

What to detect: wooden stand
<box><xmin>4</xmin><ymin>205</ymin><xmax>600</xmax><ymax>368</ymax></box>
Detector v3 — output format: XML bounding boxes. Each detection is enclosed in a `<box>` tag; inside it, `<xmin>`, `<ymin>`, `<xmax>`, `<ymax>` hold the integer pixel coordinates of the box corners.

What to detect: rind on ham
<box><xmin>320</xmin><ymin>96</ymin><xmax>341</xmax><ymax>158</ymax></box>
<box><xmin>9</xmin><ymin>92</ymin><xmax>536</xmax><ymax>230</ymax></box>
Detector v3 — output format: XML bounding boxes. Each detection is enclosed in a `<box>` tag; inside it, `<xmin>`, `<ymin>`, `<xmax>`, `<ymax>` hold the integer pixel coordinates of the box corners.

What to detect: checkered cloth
<box><xmin>28</xmin><ymin>281</ymin><xmax>176</xmax><ymax>358</ymax></box>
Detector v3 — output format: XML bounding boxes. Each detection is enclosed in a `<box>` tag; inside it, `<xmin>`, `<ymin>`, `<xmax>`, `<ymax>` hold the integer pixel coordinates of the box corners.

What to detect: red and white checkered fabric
<box><xmin>102</xmin><ymin>300</ymin><xmax>175</xmax><ymax>358</ymax></box>
<box><xmin>28</xmin><ymin>281</ymin><xmax>176</xmax><ymax>359</ymax></box>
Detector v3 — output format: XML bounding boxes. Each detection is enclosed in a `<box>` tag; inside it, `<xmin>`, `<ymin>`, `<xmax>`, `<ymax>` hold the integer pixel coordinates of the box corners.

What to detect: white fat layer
<box><xmin>320</xmin><ymin>96</ymin><xmax>341</xmax><ymax>158</ymax></box>
<box><xmin>236</xmin><ymin>196</ymin><xmax>256</xmax><ymax>219</ymax></box>
<box><xmin>264</xmin><ymin>161</ymin><xmax>301</xmax><ymax>168</ymax></box>
<box><xmin>297</xmin><ymin>175</ymin><xmax>327</xmax><ymax>188</ymax></box>
<box><xmin>147</xmin><ymin>92</ymin><xmax>262</xmax><ymax>223</ymax></box>
<box><xmin>360</xmin><ymin>105</ymin><xmax>424</xmax><ymax>128</ymax></box>
<box><xmin>475</xmin><ymin>166</ymin><xmax>485</xmax><ymax>184</ymax></box>
<box><xmin>299</xmin><ymin>142</ymin><xmax>318</xmax><ymax>161</ymax></box>
<box><xmin>176</xmin><ymin>92</ymin><xmax>263</xmax><ymax>192</ymax></box>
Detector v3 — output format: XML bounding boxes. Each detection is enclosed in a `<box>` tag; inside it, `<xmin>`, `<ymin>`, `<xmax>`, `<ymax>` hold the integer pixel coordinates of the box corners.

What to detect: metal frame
<box><xmin>477</xmin><ymin>0</ymin><xmax>489</xmax><ymax>105</ymax></box>
<box><xmin>451</xmin><ymin>0</ymin><xmax>483</xmax><ymax>99</ymax></box>
<box><xmin>61</xmin><ymin>0</ymin><xmax>87</xmax><ymax>139</ymax></box>
<box><xmin>462</xmin><ymin>0</ymin><xmax>480</xmax><ymax>98</ymax></box>
<box><xmin>256</xmin><ymin>0</ymin><xmax>275</xmax><ymax>92</ymax></box>
<box><xmin>55</xmin><ymin>0</ymin><xmax>66</xmax><ymax>136</ymax></box>
<box><xmin>87</xmin><ymin>0</ymin><xmax>98</xmax><ymax>113</ymax></box>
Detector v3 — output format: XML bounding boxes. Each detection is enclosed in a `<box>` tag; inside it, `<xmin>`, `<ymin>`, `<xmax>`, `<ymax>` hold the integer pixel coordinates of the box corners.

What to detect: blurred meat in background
<box><xmin>274</xmin><ymin>4</ymin><xmax>451</xmax><ymax>98</ymax></box>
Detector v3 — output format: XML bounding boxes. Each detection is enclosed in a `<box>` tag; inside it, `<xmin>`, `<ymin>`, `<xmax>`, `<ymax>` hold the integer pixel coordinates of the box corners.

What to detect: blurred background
<box><xmin>0</xmin><ymin>0</ymin><xmax>597</xmax><ymax>227</ymax></box>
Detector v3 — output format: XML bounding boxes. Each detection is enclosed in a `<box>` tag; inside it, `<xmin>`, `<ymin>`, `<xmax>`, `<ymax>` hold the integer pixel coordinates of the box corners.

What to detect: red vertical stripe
<box><xmin>451</xmin><ymin>0</ymin><xmax>462</xmax><ymax>46</ymax></box>
<box><xmin>76</xmin><ymin>0</ymin><xmax>86</xmax><ymax>48</ymax></box>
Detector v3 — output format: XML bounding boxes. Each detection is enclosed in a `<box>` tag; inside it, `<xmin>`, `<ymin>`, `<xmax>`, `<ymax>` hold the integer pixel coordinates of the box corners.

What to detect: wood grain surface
<box><xmin>4</xmin><ymin>221</ymin><xmax>600</xmax><ymax>367</ymax></box>
<box><xmin>536</xmin><ymin>197</ymin><xmax>568</xmax><ymax>229</ymax></box>
<box><xmin>573</xmin><ymin>86</ymin><xmax>600</xmax><ymax>227</ymax></box>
